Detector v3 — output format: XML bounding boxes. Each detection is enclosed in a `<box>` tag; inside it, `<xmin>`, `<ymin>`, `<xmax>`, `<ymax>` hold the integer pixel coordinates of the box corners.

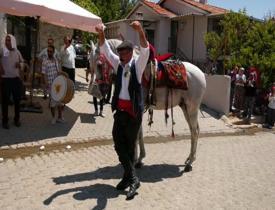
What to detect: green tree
<box><xmin>204</xmin><ymin>11</ymin><xmax>275</xmax><ymax>88</ymax></box>
<box><xmin>93</xmin><ymin>0</ymin><xmax>137</xmax><ymax>23</ymax></box>
<box><xmin>72</xmin><ymin>0</ymin><xmax>99</xmax><ymax>14</ymax></box>
<box><xmin>71</xmin><ymin>0</ymin><xmax>137</xmax><ymax>44</ymax></box>
<box><xmin>205</xmin><ymin>10</ymin><xmax>252</xmax><ymax>73</ymax></box>
<box><xmin>240</xmin><ymin>18</ymin><xmax>275</xmax><ymax>88</ymax></box>
<box><xmin>71</xmin><ymin>0</ymin><xmax>100</xmax><ymax>44</ymax></box>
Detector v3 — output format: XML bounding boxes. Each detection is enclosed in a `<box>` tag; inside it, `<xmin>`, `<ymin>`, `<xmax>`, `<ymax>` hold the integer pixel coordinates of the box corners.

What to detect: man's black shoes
<box><xmin>126</xmin><ymin>180</ymin><xmax>140</xmax><ymax>200</ymax></box>
<box><xmin>2</xmin><ymin>123</ymin><xmax>10</xmax><ymax>129</ymax></box>
<box><xmin>116</xmin><ymin>178</ymin><xmax>130</xmax><ymax>190</ymax></box>
<box><xmin>116</xmin><ymin>177</ymin><xmax>141</xmax><ymax>200</ymax></box>
<box><xmin>2</xmin><ymin>121</ymin><xmax>21</xmax><ymax>129</ymax></box>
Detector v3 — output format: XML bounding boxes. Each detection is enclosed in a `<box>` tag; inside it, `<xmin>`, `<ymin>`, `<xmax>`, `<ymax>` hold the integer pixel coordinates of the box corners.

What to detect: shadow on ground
<box><xmin>0</xmin><ymin>97</ymin><xmax>78</xmax><ymax>146</ymax></box>
<box><xmin>52</xmin><ymin>164</ymin><xmax>185</xmax><ymax>185</ymax></box>
<box><xmin>44</xmin><ymin>163</ymin><xmax>186</xmax><ymax>209</ymax></box>
<box><xmin>200</xmin><ymin>104</ymin><xmax>221</xmax><ymax>119</ymax></box>
<box><xmin>44</xmin><ymin>183</ymin><xmax>122</xmax><ymax>210</ymax></box>
<box><xmin>0</xmin><ymin>79</ymin><xmax>94</xmax><ymax>147</ymax></box>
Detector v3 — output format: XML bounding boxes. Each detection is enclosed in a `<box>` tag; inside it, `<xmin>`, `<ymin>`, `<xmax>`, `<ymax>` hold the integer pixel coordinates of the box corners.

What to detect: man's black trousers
<box><xmin>112</xmin><ymin>110</ymin><xmax>141</xmax><ymax>180</ymax></box>
<box><xmin>62</xmin><ymin>66</ymin><xmax>75</xmax><ymax>83</ymax></box>
<box><xmin>1</xmin><ymin>77</ymin><xmax>22</xmax><ymax>124</ymax></box>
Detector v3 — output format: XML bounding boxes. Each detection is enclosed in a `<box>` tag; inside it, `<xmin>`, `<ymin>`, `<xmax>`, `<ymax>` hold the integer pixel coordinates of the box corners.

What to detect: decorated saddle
<box><xmin>161</xmin><ymin>60</ymin><xmax>188</xmax><ymax>90</ymax></box>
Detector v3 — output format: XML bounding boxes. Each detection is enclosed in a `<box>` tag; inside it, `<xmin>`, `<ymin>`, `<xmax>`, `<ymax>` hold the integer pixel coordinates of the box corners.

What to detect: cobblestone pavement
<box><xmin>0</xmin><ymin>69</ymin><xmax>241</xmax><ymax>149</ymax></box>
<box><xmin>0</xmin><ymin>132</ymin><xmax>274</xmax><ymax>210</ymax></box>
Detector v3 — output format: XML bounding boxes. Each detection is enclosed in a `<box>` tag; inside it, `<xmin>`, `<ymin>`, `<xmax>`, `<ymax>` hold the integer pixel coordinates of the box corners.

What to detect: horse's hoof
<box><xmin>184</xmin><ymin>164</ymin><xmax>192</xmax><ymax>172</ymax></box>
<box><xmin>135</xmin><ymin>162</ymin><xmax>144</xmax><ymax>169</ymax></box>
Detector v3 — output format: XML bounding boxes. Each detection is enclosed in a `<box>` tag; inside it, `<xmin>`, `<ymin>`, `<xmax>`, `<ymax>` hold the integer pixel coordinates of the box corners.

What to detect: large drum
<box><xmin>51</xmin><ymin>75</ymin><xmax>74</xmax><ymax>104</ymax></box>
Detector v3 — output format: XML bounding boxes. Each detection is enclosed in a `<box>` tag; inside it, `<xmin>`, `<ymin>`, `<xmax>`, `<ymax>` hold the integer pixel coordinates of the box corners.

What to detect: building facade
<box><xmin>105</xmin><ymin>0</ymin><xmax>227</xmax><ymax>66</ymax></box>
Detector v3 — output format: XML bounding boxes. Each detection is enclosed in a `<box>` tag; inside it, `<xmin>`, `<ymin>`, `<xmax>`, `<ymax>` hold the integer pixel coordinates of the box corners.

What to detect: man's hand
<box><xmin>95</xmin><ymin>24</ymin><xmax>106</xmax><ymax>47</ymax></box>
<box><xmin>130</xmin><ymin>21</ymin><xmax>142</xmax><ymax>32</ymax></box>
<box><xmin>95</xmin><ymin>24</ymin><xmax>105</xmax><ymax>35</ymax></box>
<box><xmin>130</xmin><ymin>21</ymin><xmax>148</xmax><ymax>48</ymax></box>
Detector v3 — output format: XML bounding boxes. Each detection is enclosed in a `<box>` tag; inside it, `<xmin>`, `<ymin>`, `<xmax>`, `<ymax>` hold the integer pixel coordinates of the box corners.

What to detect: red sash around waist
<box><xmin>117</xmin><ymin>99</ymin><xmax>135</xmax><ymax>118</ymax></box>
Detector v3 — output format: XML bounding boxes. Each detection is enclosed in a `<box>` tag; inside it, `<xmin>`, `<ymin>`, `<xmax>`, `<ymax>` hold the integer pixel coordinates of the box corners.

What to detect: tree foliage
<box><xmin>71</xmin><ymin>0</ymin><xmax>99</xmax><ymax>43</ymax></box>
<box><xmin>204</xmin><ymin>11</ymin><xmax>275</xmax><ymax>88</ymax></box>
<box><xmin>93</xmin><ymin>0</ymin><xmax>137</xmax><ymax>23</ymax></box>
<box><xmin>240</xmin><ymin>19</ymin><xmax>275</xmax><ymax>88</ymax></box>
<box><xmin>71</xmin><ymin>0</ymin><xmax>137</xmax><ymax>44</ymax></box>
<box><xmin>71</xmin><ymin>0</ymin><xmax>99</xmax><ymax>14</ymax></box>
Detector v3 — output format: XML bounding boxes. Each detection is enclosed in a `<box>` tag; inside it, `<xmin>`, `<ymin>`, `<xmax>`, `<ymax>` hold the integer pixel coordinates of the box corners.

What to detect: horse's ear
<box><xmin>90</xmin><ymin>40</ymin><xmax>96</xmax><ymax>52</ymax></box>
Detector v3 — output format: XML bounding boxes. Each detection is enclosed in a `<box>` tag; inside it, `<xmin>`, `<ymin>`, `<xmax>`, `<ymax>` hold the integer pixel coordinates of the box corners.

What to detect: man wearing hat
<box><xmin>96</xmin><ymin>21</ymin><xmax>149</xmax><ymax>200</ymax></box>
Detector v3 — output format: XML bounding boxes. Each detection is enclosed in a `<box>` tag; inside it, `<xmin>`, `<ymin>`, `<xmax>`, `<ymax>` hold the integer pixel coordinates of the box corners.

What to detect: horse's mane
<box><xmin>106</xmin><ymin>39</ymin><xmax>122</xmax><ymax>55</ymax></box>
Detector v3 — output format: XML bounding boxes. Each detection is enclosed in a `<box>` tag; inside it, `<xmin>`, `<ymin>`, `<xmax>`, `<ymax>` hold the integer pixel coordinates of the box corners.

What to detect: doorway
<box><xmin>146</xmin><ymin>29</ymin><xmax>155</xmax><ymax>46</ymax></box>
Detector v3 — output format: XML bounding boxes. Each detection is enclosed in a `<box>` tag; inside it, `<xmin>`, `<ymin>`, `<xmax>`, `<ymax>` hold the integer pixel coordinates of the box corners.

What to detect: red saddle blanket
<box><xmin>160</xmin><ymin>61</ymin><xmax>188</xmax><ymax>90</ymax></box>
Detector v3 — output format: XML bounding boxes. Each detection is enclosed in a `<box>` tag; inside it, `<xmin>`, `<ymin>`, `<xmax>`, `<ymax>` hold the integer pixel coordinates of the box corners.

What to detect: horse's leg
<box><xmin>135</xmin><ymin>125</ymin><xmax>145</xmax><ymax>168</ymax></box>
<box><xmin>180</xmin><ymin>103</ymin><xmax>200</xmax><ymax>172</ymax></box>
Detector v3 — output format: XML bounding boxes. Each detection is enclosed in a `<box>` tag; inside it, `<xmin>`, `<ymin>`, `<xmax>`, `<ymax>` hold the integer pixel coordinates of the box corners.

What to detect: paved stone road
<box><xmin>0</xmin><ymin>132</ymin><xmax>274</xmax><ymax>210</ymax></box>
<box><xmin>0</xmin><ymin>69</ymin><xmax>239</xmax><ymax>149</ymax></box>
<box><xmin>1</xmin><ymin>68</ymin><xmax>274</xmax><ymax>210</ymax></box>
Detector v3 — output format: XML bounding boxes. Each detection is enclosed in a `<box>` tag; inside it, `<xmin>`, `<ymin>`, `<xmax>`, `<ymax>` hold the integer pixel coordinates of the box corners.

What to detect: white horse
<box><xmin>91</xmin><ymin>39</ymin><xmax>206</xmax><ymax>172</ymax></box>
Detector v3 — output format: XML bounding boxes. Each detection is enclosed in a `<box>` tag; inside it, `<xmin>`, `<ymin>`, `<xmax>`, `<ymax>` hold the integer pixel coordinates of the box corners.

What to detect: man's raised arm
<box><xmin>130</xmin><ymin>21</ymin><xmax>148</xmax><ymax>48</ymax></box>
<box><xmin>95</xmin><ymin>24</ymin><xmax>105</xmax><ymax>47</ymax></box>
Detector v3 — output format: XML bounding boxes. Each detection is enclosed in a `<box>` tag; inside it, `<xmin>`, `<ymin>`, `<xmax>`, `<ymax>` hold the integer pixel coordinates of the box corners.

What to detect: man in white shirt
<box><xmin>60</xmin><ymin>36</ymin><xmax>76</xmax><ymax>83</ymax></box>
<box><xmin>0</xmin><ymin>34</ymin><xmax>24</xmax><ymax>129</ymax></box>
<box><xmin>96</xmin><ymin>21</ymin><xmax>149</xmax><ymax>200</ymax></box>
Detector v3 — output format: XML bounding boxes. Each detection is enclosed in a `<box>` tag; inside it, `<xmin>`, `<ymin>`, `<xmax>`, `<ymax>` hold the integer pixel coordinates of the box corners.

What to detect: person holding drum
<box><xmin>38</xmin><ymin>37</ymin><xmax>60</xmax><ymax>99</ymax></box>
<box><xmin>41</xmin><ymin>45</ymin><xmax>64</xmax><ymax>124</ymax></box>
<box><xmin>96</xmin><ymin>21</ymin><xmax>149</xmax><ymax>200</ymax></box>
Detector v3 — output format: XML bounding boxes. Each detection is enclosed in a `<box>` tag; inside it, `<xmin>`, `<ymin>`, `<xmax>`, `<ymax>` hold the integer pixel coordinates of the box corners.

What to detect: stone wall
<box><xmin>38</xmin><ymin>22</ymin><xmax>74</xmax><ymax>53</ymax></box>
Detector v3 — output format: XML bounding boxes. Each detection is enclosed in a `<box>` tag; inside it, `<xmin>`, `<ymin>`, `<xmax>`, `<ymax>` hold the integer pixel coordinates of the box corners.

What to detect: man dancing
<box><xmin>95</xmin><ymin>21</ymin><xmax>149</xmax><ymax>200</ymax></box>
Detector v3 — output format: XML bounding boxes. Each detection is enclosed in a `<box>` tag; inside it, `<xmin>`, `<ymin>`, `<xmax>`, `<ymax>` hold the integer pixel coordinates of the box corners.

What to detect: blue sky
<box><xmin>152</xmin><ymin>0</ymin><xmax>275</xmax><ymax>19</ymax></box>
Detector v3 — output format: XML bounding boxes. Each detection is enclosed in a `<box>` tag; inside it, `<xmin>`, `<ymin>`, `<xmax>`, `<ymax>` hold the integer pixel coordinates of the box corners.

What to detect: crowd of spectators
<box><xmin>228</xmin><ymin>65</ymin><xmax>274</xmax><ymax>128</ymax></box>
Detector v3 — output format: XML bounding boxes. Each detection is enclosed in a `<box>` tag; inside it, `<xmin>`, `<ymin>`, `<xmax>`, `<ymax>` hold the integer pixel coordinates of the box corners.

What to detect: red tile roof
<box><xmin>180</xmin><ymin>0</ymin><xmax>228</xmax><ymax>15</ymax></box>
<box><xmin>142</xmin><ymin>0</ymin><xmax>176</xmax><ymax>18</ymax></box>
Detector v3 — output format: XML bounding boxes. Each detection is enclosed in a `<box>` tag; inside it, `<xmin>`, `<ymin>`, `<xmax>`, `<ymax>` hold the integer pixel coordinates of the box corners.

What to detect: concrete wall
<box><xmin>177</xmin><ymin>16</ymin><xmax>193</xmax><ymax>59</ymax></box>
<box><xmin>193</xmin><ymin>15</ymin><xmax>207</xmax><ymax>62</ymax></box>
<box><xmin>156</xmin><ymin>18</ymin><xmax>171</xmax><ymax>54</ymax></box>
<box><xmin>177</xmin><ymin>15</ymin><xmax>207</xmax><ymax>62</ymax></box>
<box><xmin>202</xmin><ymin>75</ymin><xmax>230</xmax><ymax>115</ymax></box>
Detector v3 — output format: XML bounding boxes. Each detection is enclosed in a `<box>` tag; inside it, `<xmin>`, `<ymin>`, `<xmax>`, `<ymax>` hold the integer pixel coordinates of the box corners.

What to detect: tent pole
<box><xmin>21</xmin><ymin>16</ymin><xmax>42</xmax><ymax>113</ymax></box>
<box><xmin>30</xmin><ymin>16</ymin><xmax>40</xmax><ymax>104</ymax></box>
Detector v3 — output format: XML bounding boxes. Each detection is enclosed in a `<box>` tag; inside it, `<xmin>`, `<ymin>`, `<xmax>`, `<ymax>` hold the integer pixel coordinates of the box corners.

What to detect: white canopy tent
<box><xmin>0</xmin><ymin>0</ymin><xmax>102</xmax><ymax>112</ymax></box>
<box><xmin>0</xmin><ymin>0</ymin><xmax>102</xmax><ymax>32</ymax></box>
